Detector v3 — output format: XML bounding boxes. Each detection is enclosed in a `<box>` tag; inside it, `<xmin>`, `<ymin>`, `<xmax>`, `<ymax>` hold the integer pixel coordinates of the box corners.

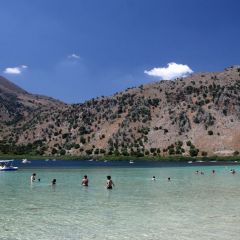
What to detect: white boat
<box><xmin>129</xmin><ymin>160</ymin><xmax>134</xmax><ymax>164</ymax></box>
<box><xmin>22</xmin><ymin>158</ymin><xmax>31</xmax><ymax>164</ymax></box>
<box><xmin>188</xmin><ymin>161</ymin><xmax>193</xmax><ymax>164</ymax></box>
<box><xmin>0</xmin><ymin>160</ymin><xmax>18</xmax><ymax>171</ymax></box>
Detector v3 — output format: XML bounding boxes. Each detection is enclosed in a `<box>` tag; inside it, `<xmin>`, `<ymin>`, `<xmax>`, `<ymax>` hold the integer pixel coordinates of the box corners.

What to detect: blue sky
<box><xmin>1</xmin><ymin>0</ymin><xmax>240</xmax><ymax>103</ymax></box>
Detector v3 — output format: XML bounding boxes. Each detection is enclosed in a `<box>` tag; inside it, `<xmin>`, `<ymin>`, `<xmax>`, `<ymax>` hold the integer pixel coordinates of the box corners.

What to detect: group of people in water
<box><xmin>152</xmin><ymin>176</ymin><xmax>171</xmax><ymax>181</ymax></box>
<box><xmin>30</xmin><ymin>168</ymin><xmax>237</xmax><ymax>188</ymax></box>
<box><xmin>30</xmin><ymin>173</ymin><xmax>115</xmax><ymax>189</ymax></box>
<box><xmin>81</xmin><ymin>175</ymin><xmax>114</xmax><ymax>189</ymax></box>
<box><xmin>195</xmin><ymin>169</ymin><xmax>237</xmax><ymax>175</ymax></box>
<box><xmin>31</xmin><ymin>173</ymin><xmax>57</xmax><ymax>185</ymax></box>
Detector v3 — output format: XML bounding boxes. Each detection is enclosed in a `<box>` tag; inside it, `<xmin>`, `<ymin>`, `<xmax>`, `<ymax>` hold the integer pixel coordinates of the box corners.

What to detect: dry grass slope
<box><xmin>0</xmin><ymin>66</ymin><xmax>240</xmax><ymax>158</ymax></box>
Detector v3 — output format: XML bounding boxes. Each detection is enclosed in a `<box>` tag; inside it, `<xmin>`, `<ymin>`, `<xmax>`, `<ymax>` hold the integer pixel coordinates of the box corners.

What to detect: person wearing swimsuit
<box><xmin>82</xmin><ymin>175</ymin><xmax>89</xmax><ymax>186</ymax></box>
<box><xmin>31</xmin><ymin>173</ymin><xmax>36</xmax><ymax>182</ymax></box>
<box><xmin>106</xmin><ymin>176</ymin><xmax>114</xmax><ymax>189</ymax></box>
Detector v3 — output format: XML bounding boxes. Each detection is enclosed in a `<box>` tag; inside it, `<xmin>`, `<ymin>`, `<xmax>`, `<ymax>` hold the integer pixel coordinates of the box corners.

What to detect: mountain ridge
<box><xmin>0</xmin><ymin>65</ymin><xmax>240</xmax><ymax>158</ymax></box>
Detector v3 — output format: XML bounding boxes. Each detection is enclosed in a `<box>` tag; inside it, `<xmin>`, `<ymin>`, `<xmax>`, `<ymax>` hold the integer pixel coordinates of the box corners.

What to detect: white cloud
<box><xmin>68</xmin><ymin>53</ymin><xmax>80</xmax><ymax>59</ymax></box>
<box><xmin>4</xmin><ymin>65</ymin><xmax>28</xmax><ymax>75</ymax></box>
<box><xmin>21</xmin><ymin>65</ymin><xmax>28</xmax><ymax>69</ymax></box>
<box><xmin>144</xmin><ymin>62</ymin><xmax>193</xmax><ymax>80</ymax></box>
<box><xmin>4</xmin><ymin>67</ymin><xmax>21</xmax><ymax>75</ymax></box>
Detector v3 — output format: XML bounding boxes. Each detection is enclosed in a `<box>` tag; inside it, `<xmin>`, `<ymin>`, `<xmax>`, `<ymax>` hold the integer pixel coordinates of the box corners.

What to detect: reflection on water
<box><xmin>0</xmin><ymin>165</ymin><xmax>240</xmax><ymax>240</ymax></box>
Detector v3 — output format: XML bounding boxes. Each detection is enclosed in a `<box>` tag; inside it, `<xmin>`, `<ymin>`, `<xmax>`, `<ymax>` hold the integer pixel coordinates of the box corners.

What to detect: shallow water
<box><xmin>1</xmin><ymin>165</ymin><xmax>240</xmax><ymax>240</ymax></box>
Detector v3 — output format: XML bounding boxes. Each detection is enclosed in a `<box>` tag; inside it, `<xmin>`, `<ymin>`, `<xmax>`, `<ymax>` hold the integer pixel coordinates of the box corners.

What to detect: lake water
<box><xmin>1</xmin><ymin>162</ymin><xmax>240</xmax><ymax>240</ymax></box>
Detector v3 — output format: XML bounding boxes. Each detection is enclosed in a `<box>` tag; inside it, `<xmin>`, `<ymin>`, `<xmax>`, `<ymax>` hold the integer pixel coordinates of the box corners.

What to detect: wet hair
<box><xmin>153</xmin><ymin>176</ymin><xmax>155</xmax><ymax>178</ymax></box>
<box><xmin>168</xmin><ymin>177</ymin><xmax>171</xmax><ymax>181</ymax></box>
<box><xmin>33</xmin><ymin>173</ymin><xmax>36</xmax><ymax>176</ymax></box>
<box><xmin>84</xmin><ymin>175</ymin><xmax>87</xmax><ymax>179</ymax></box>
<box><xmin>107</xmin><ymin>176</ymin><xmax>111</xmax><ymax>180</ymax></box>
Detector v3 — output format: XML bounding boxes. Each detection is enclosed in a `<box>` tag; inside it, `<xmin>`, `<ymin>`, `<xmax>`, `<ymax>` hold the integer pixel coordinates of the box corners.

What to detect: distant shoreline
<box><xmin>0</xmin><ymin>154</ymin><xmax>239</xmax><ymax>162</ymax></box>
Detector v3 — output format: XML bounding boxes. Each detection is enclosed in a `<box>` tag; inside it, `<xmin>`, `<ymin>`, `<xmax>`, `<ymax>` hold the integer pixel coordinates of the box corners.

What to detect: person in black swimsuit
<box><xmin>106</xmin><ymin>176</ymin><xmax>114</xmax><ymax>189</ymax></box>
<box><xmin>82</xmin><ymin>175</ymin><xmax>89</xmax><ymax>186</ymax></box>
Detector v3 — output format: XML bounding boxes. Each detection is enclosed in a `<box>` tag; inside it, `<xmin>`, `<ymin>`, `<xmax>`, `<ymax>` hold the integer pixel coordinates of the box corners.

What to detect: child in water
<box><xmin>106</xmin><ymin>176</ymin><xmax>114</xmax><ymax>189</ymax></box>
<box><xmin>82</xmin><ymin>175</ymin><xmax>89</xmax><ymax>186</ymax></box>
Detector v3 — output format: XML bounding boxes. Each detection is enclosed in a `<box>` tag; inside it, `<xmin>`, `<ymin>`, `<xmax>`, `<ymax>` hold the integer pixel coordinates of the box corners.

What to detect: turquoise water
<box><xmin>1</xmin><ymin>165</ymin><xmax>240</xmax><ymax>240</ymax></box>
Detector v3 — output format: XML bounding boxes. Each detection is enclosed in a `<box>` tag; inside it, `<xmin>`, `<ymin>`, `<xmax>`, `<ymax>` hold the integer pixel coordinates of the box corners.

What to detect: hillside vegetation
<box><xmin>1</xmin><ymin>66</ymin><xmax>240</xmax><ymax>158</ymax></box>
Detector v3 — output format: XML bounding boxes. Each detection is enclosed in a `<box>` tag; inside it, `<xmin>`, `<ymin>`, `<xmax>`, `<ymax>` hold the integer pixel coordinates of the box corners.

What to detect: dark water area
<box><xmin>9</xmin><ymin>159</ymin><xmax>240</xmax><ymax>168</ymax></box>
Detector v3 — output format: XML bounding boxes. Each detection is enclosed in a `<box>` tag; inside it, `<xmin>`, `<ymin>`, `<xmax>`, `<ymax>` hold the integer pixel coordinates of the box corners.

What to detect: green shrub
<box><xmin>233</xmin><ymin>151</ymin><xmax>239</xmax><ymax>156</ymax></box>
<box><xmin>208</xmin><ymin>130</ymin><xmax>213</xmax><ymax>135</ymax></box>
<box><xmin>201</xmin><ymin>151</ymin><xmax>208</xmax><ymax>157</ymax></box>
<box><xmin>74</xmin><ymin>144</ymin><xmax>80</xmax><ymax>149</ymax></box>
<box><xmin>189</xmin><ymin>147</ymin><xmax>199</xmax><ymax>157</ymax></box>
<box><xmin>51</xmin><ymin>148</ymin><xmax>57</xmax><ymax>155</ymax></box>
<box><xmin>60</xmin><ymin>149</ymin><xmax>66</xmax><ymax>155</ymax></box>
<box><xmin>80</xmin><ymin>136</ymin><xmax>86</xmax><ymax>144</ymax></box>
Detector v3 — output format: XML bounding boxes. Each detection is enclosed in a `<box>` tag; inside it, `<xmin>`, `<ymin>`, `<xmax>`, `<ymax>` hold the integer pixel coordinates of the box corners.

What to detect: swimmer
<box><xmin>82</xmin><ymin>175</ymin><xmax>89</xmax><ymax>186</ymax></box>
<box><xmin>31</xmin><ymin>173</ymin><xmax>36</xmax><ymax>182</ymax></box>
<box><xmin>200</xmin><ymin>171</ymin><xmax>204</xmax><ymax>175</ymax></box>
<box><xmin>212</xmin><ymin>170</ymin><xmax>215</xmax><ymax>174</ymax></box>
<box><xmin>38</xmin><ymin>178</ymin><xmax>41</xmax><ymax>182</ymax></box>
<box><xmin>106</xmin><ymin>176</ymin><xmax>114</xmax><ymax>189</ymax></box>
<box><xmin>195</xmin><ymin>170</ymin><xmax>199</xmax><ymax>174</ymax></box>
<box><xmin>168</xmin><ymin>177</ymin><xmax>171</xmax><ymax>181</ymax></box>
<box><xmin>152</xmin><ymin>176</ymin><xmax>156</xmax><ymax>181</ymax></box>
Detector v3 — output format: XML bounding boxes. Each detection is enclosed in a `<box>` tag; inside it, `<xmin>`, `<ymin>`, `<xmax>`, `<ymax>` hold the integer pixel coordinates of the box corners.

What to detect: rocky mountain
<box><xmin>1</xmin><ymin>66</ymin><xmax>240</xmax><ymax>157</ymax></box>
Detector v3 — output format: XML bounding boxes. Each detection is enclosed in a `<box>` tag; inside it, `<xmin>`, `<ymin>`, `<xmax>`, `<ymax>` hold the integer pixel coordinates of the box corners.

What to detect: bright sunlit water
<box><xmin>1</xmin><ymin>164</ymin><xmax>240</xmax><ymax>240</ymax></box>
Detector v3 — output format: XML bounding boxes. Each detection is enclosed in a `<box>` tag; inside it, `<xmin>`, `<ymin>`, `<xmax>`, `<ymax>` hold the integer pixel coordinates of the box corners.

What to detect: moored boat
<box><xmin>0</xmin><ymin>160</ymin><xmax>18</xmax><ymax>171</ymax></box>
<box><xmin>22</xmin><ymin>158</ymin><xmax>31</xmax><ymax>164</ymax></box>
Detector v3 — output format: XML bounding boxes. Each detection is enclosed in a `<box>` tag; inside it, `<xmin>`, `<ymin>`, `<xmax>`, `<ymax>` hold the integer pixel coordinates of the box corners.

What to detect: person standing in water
<box><xmin>106</xmin><ymin>176</ymin><xmax>114</xmax><ymax>189</ymax></box>
<box><xmin>31</xmin><ymin>173</ymin><xmax>36</xmax><ymax>182</ymax></box>
<box><xmin>82</xmin><ymin>175</ymin><xmax>89</xmax><ymax>186</ymax></box>
<box><xmin>152</xmin><ymin>176</ymin><xmax>156</xmax><ymax>181</ymax></box>
<box><xmin>51</xmin><ymin>179</ymin><xmax>56</xmax><ymax>191</ymax></box>
<box><xmin>52</xmin><ymin>179</ymin><xmax>56</xmax><ymax>185</ymax></box>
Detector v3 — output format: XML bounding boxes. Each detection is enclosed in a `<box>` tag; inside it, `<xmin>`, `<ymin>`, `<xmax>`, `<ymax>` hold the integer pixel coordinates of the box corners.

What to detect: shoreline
<box><xmin>0</xmin><ymin>154</ymin><xmax>239</xmax><ymax>162</ymax></box>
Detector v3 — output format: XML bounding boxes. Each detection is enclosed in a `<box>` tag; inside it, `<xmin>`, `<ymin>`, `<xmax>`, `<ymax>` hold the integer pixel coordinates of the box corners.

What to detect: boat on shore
<box><xmin>0</xmin><ymin>160</ymin><xmax>18</xmax><ymax>171</ymax></box>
